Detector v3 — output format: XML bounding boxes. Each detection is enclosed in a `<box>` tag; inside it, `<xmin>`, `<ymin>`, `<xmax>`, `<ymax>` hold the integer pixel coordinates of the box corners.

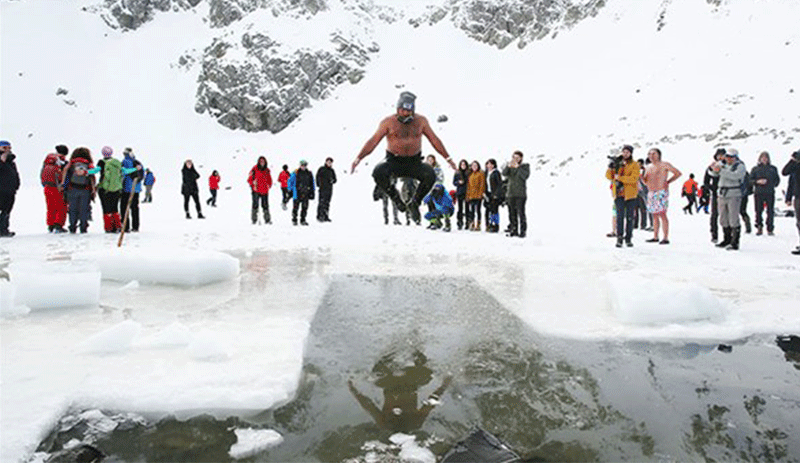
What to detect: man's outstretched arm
<box><xmin>352</xmin><ymin>121</ymin><xmax>389</xmax><ymax>173</ymax></box>
<box><xmin>422</xmin><ymin>121</ymin><xmax>456</xmax><ymax>170</ymax></box>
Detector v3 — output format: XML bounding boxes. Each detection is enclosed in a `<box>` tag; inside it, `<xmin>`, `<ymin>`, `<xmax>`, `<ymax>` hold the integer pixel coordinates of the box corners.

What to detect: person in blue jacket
<box><xmin>423</xmin><ymin>184</ymin><xmax>454</xmax><ymax>232</ymax></box>
<box><xmin>142</xmin><ymin>169</ymin><xmax>156</xmax><ymax>203</ymax></box>
<box><xmin>120</xmin><ymin>147</ymin><xmax>144</xmax><ymax>232</ymax></box>
<box><xmin>288</xmin><ymin>160</ymin><xmax>315</xmax><ymax>226</ymax></box>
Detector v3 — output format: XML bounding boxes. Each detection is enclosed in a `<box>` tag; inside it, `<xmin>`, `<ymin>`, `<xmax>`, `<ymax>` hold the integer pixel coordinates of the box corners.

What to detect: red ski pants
<box><xmin>44</xmin><ymin>186</ymin><xmax>67</xmax><ymax>226</ymax></box>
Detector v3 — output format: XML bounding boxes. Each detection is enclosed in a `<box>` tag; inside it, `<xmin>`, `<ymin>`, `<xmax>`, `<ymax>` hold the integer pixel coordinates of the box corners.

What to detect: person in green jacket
<box><xmin>502</xmin><ymin>150</ymin><xmax>531</xmax><ymax>238</ymax></box>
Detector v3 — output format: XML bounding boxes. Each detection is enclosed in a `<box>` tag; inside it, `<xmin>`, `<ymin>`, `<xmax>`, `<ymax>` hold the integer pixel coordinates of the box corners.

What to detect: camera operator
<box><xmin>0</xmin><ymin>140</ymin><xmax>21</xmax><ymax>238</ymax></box>
<box><xmin>782</xmin><ymin>149</ymin><xmax>800</xmax><ymax>255</ymax></box>
<box><xmin>605</xmin><ymin>145</ymin><xmax>640</xmax><ymax>247</ymax></box>
<box><xmin>709</xmin><ymin>148</ymin><xmax>747</xmax><ymax>250</ymax></box>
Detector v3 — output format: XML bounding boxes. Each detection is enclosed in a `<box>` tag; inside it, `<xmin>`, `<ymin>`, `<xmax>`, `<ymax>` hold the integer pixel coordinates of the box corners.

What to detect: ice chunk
<box><xmin>605</xmin><ymin>271</ymin><xmax>725</xmax><ymax>325</ymax></box>
<box><xmin>0</xmin><ymin>280</ymin><xmax>29</xmax><ymax>316</ymax></box>
<box><xmin>78</xmin><ymin>320</ymin><xmax>142</xmax><ymax>354</ymax></box>
<box><xmin>139</xmin><ymin>321</ymin><xmax>193</xmax><ymax>348</ymax></box>
<box><xmin>7</xmin><ymin>260</ymin><xmax>101</xmax><ymax>310</ymax></box>
<box><xmin>189</xmin><ymin>329</ymin><xmax>231</xmax><ymax>361</ymax></box>
<box><xmin>390</xmin><ymin>433</ymin><xmax>435</xmax><ymax>463</ymax></box>
<box><xmin>119</xmin><ymin>280</ymin><xmax>140</xmax><ymax>290</ymax></box>
<box><xmin>228</xmin><ymin>428</ymin><xmax>283</xmax><ymax>459</ymax></box>
<box><xmin>81</xmin><ymin>249</ymin><xmax>239</xmax><ymax>286</ymax></box>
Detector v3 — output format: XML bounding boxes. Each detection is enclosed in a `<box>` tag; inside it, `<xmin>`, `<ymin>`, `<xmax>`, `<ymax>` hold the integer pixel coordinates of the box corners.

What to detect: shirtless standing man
<box><xmin>351</xmin><ymin>92</ymin><xmax>457</xmax><ymax>223</ymax></box>
<box><xmin>642</xmin><ymin>148</ymin><xmax>682</xmax><ymax>244</ymax></box>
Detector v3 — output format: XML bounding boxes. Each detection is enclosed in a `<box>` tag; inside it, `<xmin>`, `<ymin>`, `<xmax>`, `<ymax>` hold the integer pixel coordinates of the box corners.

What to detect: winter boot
<box><xmin>112</xmin><ymin>213</ymin><xmax>122</xmax><ymax>232</ymax></box>
<box><xmin>252</xmin><ymin>209</ymin><xmax>258</xmax><ymax>224</ymax></box>
<box><xmin>756</xmin><ymin>226</ymin><xmax>763</xmax><ymax>236</ymax></box>
<box><xmin>716</xmin><ymin>227</ymin><xmax>732</xmax><ymax>248</ymax></box>
<box><xmin>263</xmin><ymin>210</ymin><xmax>271</xmax><ymax>224</ymax></box>
<box><xmin>443</xmin><ymin>216</ymin><xmax>451</xmax><ymax>232</ymax></box>
<box><xmin>726</xmin><ymin>227</ymin><xmax>741</xmax><ymax>250</ymax></box>
<box><xmin>186</xmin><ymin>211</ymin><xmax>192</xmax><ymax>219</ymax></box>
<box><xmin>743</xmin><ymin>214</ymin><xmax>751</xmax><ymax>234</ymax></box>
<box><xmin>197</xmin><ymin>210</ymin><xmax>205</xmax><ymax>219</ymax></box>
<box><xmin>103</xmin><ymin>214</ymin><xmax>113</xmax><ymax>233</ymax></box>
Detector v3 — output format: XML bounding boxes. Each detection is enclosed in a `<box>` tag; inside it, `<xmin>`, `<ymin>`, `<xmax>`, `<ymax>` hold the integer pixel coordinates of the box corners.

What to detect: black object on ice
<box><xmin>777</xmin><ymin>335</ymin><xmax>800</xmax><ymax>354</ymax></box>
<box><xmin>441</xmin><ymin>427</ymin><xmax>521</xmax><ymax>463</ymax></box>
<box><xmin>45</xmin><ymin>444</ymin><xmax>105</xmax><ymax>463</ymax></box>
<box><xmin>717</xmin><ymin>344</ymin><xmax>733</xmax><ymax>353</ymax></box>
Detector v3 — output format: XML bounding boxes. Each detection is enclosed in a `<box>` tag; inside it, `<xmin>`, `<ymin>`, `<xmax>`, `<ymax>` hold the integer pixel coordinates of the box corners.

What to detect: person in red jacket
<box><xmin>40</xmin><ymin>147</ymin><xmax>69</xmax><ymax>233</ymax></box>
<box><xmin>682</xmin><ymin>173</ymin><xmax>698</xmax><ymax>215</ymax></box>
<box><xmin>248</xmin><ymin>156</ymin><xmax>273</xmax><ymax>224</ymax></box>
<box><xmin>278</xmin><ymin>164</ymin><xmax>291</xmax><ymax>211</ymax></box>
<box><xmin>207</xmin><ymin>170</ymin><xmax>220</xmax><ymax>207</ymax></box>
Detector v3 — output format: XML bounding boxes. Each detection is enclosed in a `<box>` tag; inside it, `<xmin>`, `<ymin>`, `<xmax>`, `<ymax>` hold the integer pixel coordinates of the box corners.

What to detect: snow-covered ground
<box><xmin>2</xmin><ymin>0</ymin><xmax>800</xmax><ymax>461</ymax></box>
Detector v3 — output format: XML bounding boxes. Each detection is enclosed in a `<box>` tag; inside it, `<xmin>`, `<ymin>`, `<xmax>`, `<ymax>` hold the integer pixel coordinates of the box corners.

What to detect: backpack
<box><xmin>70</xmin><ymin>162</ymin><xmax>90</xmax><ymax>186</ymax></box>
<box><xmin>741</xmin><ymin>169</ymin><xmax>753</xmax><ymax>196</ymax></box>
<box><xmin>98</xmin><ymin>158</ymin><xmax>123</xmax><ymax>192</ymax></box>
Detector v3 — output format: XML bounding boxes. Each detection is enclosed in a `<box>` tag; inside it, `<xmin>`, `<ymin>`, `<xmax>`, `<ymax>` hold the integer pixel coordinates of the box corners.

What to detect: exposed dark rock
<box><xmin>411</xmin><ymin>0</ymin><xmax>606</xmax><ymax>49</ymax></box>
<box><xmin>195</xmin><ymin>33</ymin><xmax>378</xmax><ymax>132</ymax></box>
<box><xmin>437</xmin><ymin>114</ymin><xmax>449</xmax><ymax>123</ymax></box>
<box><xmin>101</xmin><ymin>0</ymin><xmax>201</xmax><ymax>30</ymax></box>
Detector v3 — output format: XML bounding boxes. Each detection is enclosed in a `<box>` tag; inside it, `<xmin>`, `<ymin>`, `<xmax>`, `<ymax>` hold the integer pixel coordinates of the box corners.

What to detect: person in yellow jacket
<box><xmin>606</xmin><ymin>145</ymin><xmax>641</xmax><ymax>247</ymax></box>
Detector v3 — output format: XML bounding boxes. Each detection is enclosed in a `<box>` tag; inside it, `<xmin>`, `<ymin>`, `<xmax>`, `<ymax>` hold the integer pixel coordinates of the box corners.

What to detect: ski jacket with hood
<box><xmin>783</xmin><ymin>155</ymin><xmax>800</xmax><ymax>200</ymax></box>
<box><xmin>453</xmin><ymin>170</ymin><xmax>468</xmax><ymax>197</ymax></box>
<box><xmin>315</xmin><ymin>165</ymin><xmax>337</xmax><ymax>191</ymax></box>
<box><xmin>248</xmin><ymin>158</ymin><xmax>273</xmax><ymax>194</ymax></box>
<box><xmin>122</xmin><ymin>154</ymin><xmax>143</xmax><ymax>193</ymax></box>
<box><xmin>750</xmin><ymin>162</ymin><xmax>780</xmax><ymax>196</ymax></box>
<box><xmin>181</xmin><ymin>165</ymin><xmax>200</xmax><ymax>195</ymax></box>
<box><xmin>209</xmin><ymin>173</ymin><xmax>221</xmax><ymax>190</ymax></box>
<box><xmin>423</xmin><ymin>186</ymin><xmax>454</xmax><ymax>215</ymax></box>
<box><xmin>486</xmin><ymin>169</ymin><xmax>503</xmax><ymax>200</ymax></box>
<box><xmin>288</xmin><ymin>168</ymin><xmax>315</xmax><ymax>200</ymax></box>
<box><xmin>0</xmin><ymin>152</ymin><xmax>21</xmax><ymax>193</ymax></box>
<box><xmin>682</xmin><ymin>178</ymin><xmax>698</xmax><ymax>196</ymax></box>
<box><xmin>278</xmin><ymin>170</ymin><xmax>290</xmax><ymax>189</ymax></box>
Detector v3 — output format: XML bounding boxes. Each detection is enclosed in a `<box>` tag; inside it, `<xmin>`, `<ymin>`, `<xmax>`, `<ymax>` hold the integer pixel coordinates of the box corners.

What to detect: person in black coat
<box><xmin>0</xmin><ymin>140</ymin><xmax>21</xmax><ymax>237</ymax></box>
<box><xmin>704</xmin><ymin>148</ymin><xmax>725</xmax><ymax>242</ymax></box>
<box><xmin>483</xmin><ymin>159</ymin><xmax>503</xmax><ymax>233</ymax></box>
<box><xmin>181</xmin><ymin>160</ymin><xmax>204</xmax><ymax>219</ymax></box>
<box><xmin>783</xmin><ymin>150</ymin><xmax>800</xmax><ymax>254</ymax></box>
<box><xmin>290</xmin><ymin>160</ymin><xmax>315</xmax><ymax>225</ymax></box>
<box><xmin>750</xmin><ymin>151</ymin><xmax>780</xmax><ymax>235</ymax></box>
<box><xmin>453</xmin><ymin>160</ymin><xmax>468</xmax><ymax>230</ymax></box>
<box><xmin>315</xmin><ymin>157</ymin><xmax>337</xmax><ymax>222</ymax></box>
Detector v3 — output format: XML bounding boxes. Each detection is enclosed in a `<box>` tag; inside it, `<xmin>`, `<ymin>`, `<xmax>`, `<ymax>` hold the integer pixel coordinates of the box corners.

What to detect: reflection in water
<box><xmin>348</xmin><ymin>350</ymin><xmax>452</xmax><ymax>433</ymax></box>
<box><xmin>33</xmin><ymin>271</ymin><xmax>800</xmax><ymax>462</ymax></box>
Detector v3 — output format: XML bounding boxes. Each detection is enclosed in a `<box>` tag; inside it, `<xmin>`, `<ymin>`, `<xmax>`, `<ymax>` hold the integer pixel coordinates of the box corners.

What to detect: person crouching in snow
<box><xmin>41</xmin><ymin>149</ymin><xmax>68</xmax><ymax>233</ymax></box>
<box><xmin>248</xmin><ymin>156</ymin><xmax>272</xmax><ymax>224</ymax></box>
<box><xmin>423</xmin><ymin>185</ymin><xmax>454</xmax><ymax>232</ymax></box>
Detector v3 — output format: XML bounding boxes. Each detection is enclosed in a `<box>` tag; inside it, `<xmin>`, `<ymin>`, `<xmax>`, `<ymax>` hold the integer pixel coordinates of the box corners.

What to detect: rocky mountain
<box><xmin>93</xmin><ymin>0</ymin><xmax>754</xmax><ymax>133</ymax></box>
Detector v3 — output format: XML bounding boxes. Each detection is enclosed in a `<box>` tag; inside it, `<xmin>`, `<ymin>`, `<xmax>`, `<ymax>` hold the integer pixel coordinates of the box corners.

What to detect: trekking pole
<box><xmin>117</xmin><ymin>178</ymin><xmax>140</xmax><ymax>248</ymax></box>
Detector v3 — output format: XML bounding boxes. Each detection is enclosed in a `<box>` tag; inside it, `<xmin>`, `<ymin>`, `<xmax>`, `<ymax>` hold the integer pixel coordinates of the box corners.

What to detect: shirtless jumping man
<box><xmin>351</xmin><ymin>91</ymin><xmax>456</xmax><ymax>223</ymax></box>
<box><xmin>642</xmin><ymin>148</ymin><xmax>682</xmax><ymax>244</ymax></box>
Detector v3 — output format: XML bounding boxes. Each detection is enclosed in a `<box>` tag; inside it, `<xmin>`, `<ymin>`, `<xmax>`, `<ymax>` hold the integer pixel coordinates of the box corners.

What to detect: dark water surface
<box><xmin>38</xmin><ymin>274</ymin><xmax>800</xmax><ymax>462</ymax></box>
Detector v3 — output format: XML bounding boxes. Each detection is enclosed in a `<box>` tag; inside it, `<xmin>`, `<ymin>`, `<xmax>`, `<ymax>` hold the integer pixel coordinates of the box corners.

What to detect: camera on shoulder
<box><xmin>607</xmin><ymin>155</ymin><xmax>624</xmax><ymax>170</ymax></box>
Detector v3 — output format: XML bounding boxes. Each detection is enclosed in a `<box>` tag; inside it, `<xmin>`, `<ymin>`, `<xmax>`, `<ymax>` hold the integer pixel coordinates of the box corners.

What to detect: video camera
<box><xmin>607</xmin><ymin>155</ymin><xmax>624</xmax><ymax>170</ymax></box>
